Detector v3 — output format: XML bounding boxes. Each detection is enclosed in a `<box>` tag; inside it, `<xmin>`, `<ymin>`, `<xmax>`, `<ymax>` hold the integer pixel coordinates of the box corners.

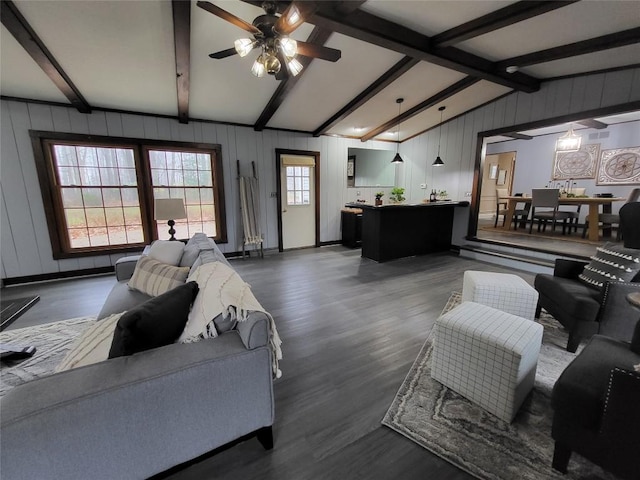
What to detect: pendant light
<box><xmin>433</xmin><ymin>106</ymin><xmax>445</xmax><ymax>166</ymax></box>
<box><xmin>391</xmin><ymin>98</ymin><xmax>404</xmax><ymax>164</ymax></box>
<box><xmin>555</xmin><ymin>125</ymin><xmax>581</xmax><ymax>152</ymax></box>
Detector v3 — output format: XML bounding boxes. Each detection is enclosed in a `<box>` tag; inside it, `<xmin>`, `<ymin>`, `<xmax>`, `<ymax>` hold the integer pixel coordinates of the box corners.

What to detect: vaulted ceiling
<box><xmin>2</xmin><ymin>0</ymin><xmax>639</xmax><ymax>143</ymax></box>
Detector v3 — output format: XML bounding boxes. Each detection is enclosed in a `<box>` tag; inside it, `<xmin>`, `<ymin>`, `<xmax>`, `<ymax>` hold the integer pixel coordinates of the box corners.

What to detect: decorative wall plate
<box><xmin>552</xmin><ymin>144</ymin><xmax>599</xmax><ymax>180</ymax></box>
<box><xmin>596</xmin><ymin>147</ymin><xmax>640</xmax><ymax>185</ymax></box>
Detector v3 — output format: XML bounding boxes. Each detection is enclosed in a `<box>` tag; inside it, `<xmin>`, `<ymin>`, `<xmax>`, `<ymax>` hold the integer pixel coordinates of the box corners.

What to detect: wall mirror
<box><xmin>347</xmin><ymin>147</ymin><xmax>396</xmax><ymax>187</ymax></box>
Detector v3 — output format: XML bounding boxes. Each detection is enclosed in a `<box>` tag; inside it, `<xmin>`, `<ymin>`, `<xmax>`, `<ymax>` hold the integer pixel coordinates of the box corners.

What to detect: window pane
<box><xmin>88</xmin><ymin>227</ymin><xmax>109</xmax><ymax>246</ymax></box>
<box><xmin>85</xmin><ymin>208</ymin><xmax>106</xmax><ymax>227</ymax></box>
<box><xmin>123</xmin><ymin>206</ymin><xmax>141</xmax><ymax>224</ymax></box>
<box><xmin>82</xmin><ymin>188</ymin><xmax>103</xmax><ymax>207</ymax></box>
<box><xmin>200</xmin><ymin>188</ymin><xmax>213</xmax><ymax>203</ymax></box>
<box><xmin>201</xmin><ymin>204</ymin><xmax>214</xmax><ymax>222</ymax></box>
<box><xmin>119</xmin><ymin>168</ymin><xmax>137</xmax><ymax>186</ymax></box>
<box><xmin>183</xmin><ymin>170</ymin><xmax>199</xmax><ymax>186</ymax></box>
<box><xmin>186</xmin><ymin>205</ymin><xmax>202</xmax><ymax>222</ymax></box>
<box><xmin>108</xmin><ymin>227</ymin><xmax>127</xmax><ymax>245</ymax></box>
<box><xmin>167</xmin><ymin>151</ymin><xmax>182</xmax><ymax>169</ymax></box>
<box><xmin>153</xmin><ymin>187</ymin><xmax>169</xmax><ymax>200</ymax></box>
<box><xmin>54</xmin><ymin>145</ymin><xmax>78</xmax><ymax>166</ymax></box>
<box><xmin>105</xmin><ymin>207</ymin><xmax>124</xmax><ymax>227</ymax></box>
<box><xmin>287</xmin><ymin>192</ymin><xmax>295</xmax><ymax>204</ymax></box>
<box><xmin>167</xmin><ymin>170</ymin><xmax>184</xmax><ymax>186</ymax></box>
<box><xmin>197</xmin><ymin>154</ymin><xmax>209</xmax><ymax>170</ymax></box>
<box><xmin>149</xmin><ymin>151</ymin><xmax>166</xmax><ymax>169</ymax></box>
<box><xmin>185</xmin><ymin>188</ymin><xmax>200</xmax><ymax>205</ymax></box>
<box><xmin>203</xmin><ymin>221</ymin><xmax>216</xmax><ymax>237</ymax></box>
<box><xmin>198</xmin><ymin>171</ymin><xmax>212</xmax><ymax>186</ymax></box>
<box><xmin>295</xmin><ymin>191</ymin><xmax>302</xmax><ymax>204</ymax></box>
<box><xmin>80</xmin><ymin>167</ymin><xmax>101</xmax><ymax>186</ymax></box>
<box><xmin>100</xmin><ymin>168</ymin><xmax>119</xmax><ymax>185</ymax></box>
<box><xmin>61</xmin><ymin>188</ymin><xmax>83</xmax><ymax>207</ymax></box>
<box><xmin>121</xmin><ymin>188</ymin><xmax>139</xmax><ymax>206</ymax></box>
<box><xmin>294</xmin><ymin>177</ymin><xmax>302</xmax><ymax>190</ymax></box>
<box><xmin>126</xmin><ymin>225</ymin><xmax>144</xmax><ymax>243</ymax></box>
<box><xmin>65</xmin><ymin>209</ymin><xmax>86</xmax><ymax>228</ymax></box>
<box><xmin>303</xmin><ymin>191</ymin><xmax>310</xmax><ymax>204</ymax></box>
<box><xmin>294</xmin><ymin>166</ymin><xmax>302</xmax><ymax>176</ymax></box>
<box><xmin>102</xmin><ymin>188</ymin><xmax>121</xmax><ymax>207</ymax></box>
<box><xmin>183</xmin><ymin>152</ymin><xmax>197</xmax><ymax>170</ymax></box>
<box><xmin>302</xmin><ymin>167</ymin><xmax>310</xmax><ymax>177</ymax></box>
<box><xmin>69</xmin><ymin>229</ymin><xmax>90</xmax><ymax>248</ymax></box>
<box><xmin>287</xmin><ymin>167</ymin><xmax>294</xmax><ymax>176</ymax></box>
<box><xmin>287</xmin><ymin>177</ymin><xmax>294</xmax><ymax>190</ymax></box>
<box><xmin>152</xmin><ymin>170</ymin><xmax>168</xmax><ymax>186</ymax></box>
<box><xmin>77</xmin><ymin>147</ymin><xmax>98</xmax><ymax>167</ymax></box>
<box><xmin>116</xmin><ymin>149</ymin><xmax>134</xmax><ymax>168</ymax></box>
<box><xmin>97</xmin><ymin>148</ymin><xmax>118</xmax><ymax>168</ymax></box>
<box><xmin>303</xmin><ymin>177</ymin><xmax>309</xmax><ymax>190</ymax></box>
<box><xmin>58</xmin><ymin>167</ymin><xmax>81</xmax><ymax>186</ymax></box>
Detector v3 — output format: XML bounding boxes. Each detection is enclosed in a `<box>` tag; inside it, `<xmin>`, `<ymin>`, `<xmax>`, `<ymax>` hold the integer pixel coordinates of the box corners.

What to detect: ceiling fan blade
<box><xmin>296</xmin><ymin>41</ymin><xmax>341</xmax><ymax>62</ymax></box>
<box><xmin>197</xmin><ymin>1</ymin><xmax>261</xmax><ymax>35</ymax></box>
<box><xmin>209</xmin><ymin>47</ymin><xmax>238</xmax><ymax>59</ymax></box>
<box><xmin>274</xmin><ymin>1</ymin><xmax>317</xmax><ymax>35</ymax></box>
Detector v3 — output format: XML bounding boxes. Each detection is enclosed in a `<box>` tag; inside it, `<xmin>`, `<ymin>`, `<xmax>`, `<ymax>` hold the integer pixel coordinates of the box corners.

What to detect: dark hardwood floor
<box><xmin>1</xmin><ymin>246</ymin><xmax>537</xmax><ymax>479</ymax></box>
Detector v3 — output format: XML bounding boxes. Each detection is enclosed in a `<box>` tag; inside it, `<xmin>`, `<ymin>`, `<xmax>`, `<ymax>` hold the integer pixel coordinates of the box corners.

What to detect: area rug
<box><xmin>382</xmin><ymin>292</ymin><xmax>617</xmax><ymax>480</ymax></box>
<box><xmin>0</xmin><ymin>316</ymin><xmax>94</xmax><ymax>397</ymax></box>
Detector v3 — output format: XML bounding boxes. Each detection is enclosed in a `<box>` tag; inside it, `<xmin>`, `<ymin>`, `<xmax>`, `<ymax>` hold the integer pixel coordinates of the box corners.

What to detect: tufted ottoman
<box><xmin>431</xmin><ymin>301</ymin><xmax>544</xmax><ymax>422</ymax></box>
<box><xmin>462</xmin><ymin>270</ymin><xmax>539</xmax><ymax>321</ymax></box>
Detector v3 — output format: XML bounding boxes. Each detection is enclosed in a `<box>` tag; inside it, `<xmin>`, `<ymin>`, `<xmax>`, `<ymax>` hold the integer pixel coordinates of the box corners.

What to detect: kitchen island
<box><xmin>346</xmin><ymin>201</ymin><xmax>469</xmax><ymax>262</ymax></box>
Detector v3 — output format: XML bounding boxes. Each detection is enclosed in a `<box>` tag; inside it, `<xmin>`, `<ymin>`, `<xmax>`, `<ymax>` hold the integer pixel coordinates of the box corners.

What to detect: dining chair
<box><xmin>529</xmin><ymin>188</ymin><xmax>573</xmax><ymax>234</ymax></box>
<box><xmin>495</xmin><ymin>188</ymin><xmax>529</xmax><ymax>229</ymax></box>
<box><xmin>582</xmin><ymin>188</ymin><xmax>640</xmax><ymax>240</ymax></box>
<box><xmin>561</xmin><ymin>187</ymin><xmax>586</xmax><ymax>233</ymax></box>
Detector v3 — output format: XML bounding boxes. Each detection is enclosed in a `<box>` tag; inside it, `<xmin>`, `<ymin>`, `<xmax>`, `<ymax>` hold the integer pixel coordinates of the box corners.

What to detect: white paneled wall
<box><xmin>2</xmin><ymin>67</ymin><xmax>639</xmax><ymax>279</ymax></box>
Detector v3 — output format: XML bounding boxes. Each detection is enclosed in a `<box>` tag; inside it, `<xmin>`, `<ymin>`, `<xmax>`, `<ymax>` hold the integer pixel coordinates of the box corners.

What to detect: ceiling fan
<box><xmin>197</xmin><ymin>1</ymin><xmax>341</xmax><ymax>80</ymax></box>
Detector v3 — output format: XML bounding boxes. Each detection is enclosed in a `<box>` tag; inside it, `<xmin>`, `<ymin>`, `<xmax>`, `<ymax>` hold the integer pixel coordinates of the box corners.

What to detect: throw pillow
<box><xmin>108</xmin><ymin>281</ymin><xmax>199</xmax><ymax>358</ymax></box>
<box><xmin>578</xmin><ymin>243</ymin><xmax>640</xmax><ymax>289</ymax></box>
<box><xmin>55</xmin><ymin>312</ymin><xmax>124</xmax><ymax>372</ymax></box>
<box><xmin>128</xmin><ymin>256</ymin><xmax>190</xmax><ymax>297</ymax></box>
<box><xmin>148</xmin><ymin>240</ymin><xmax>185</xmax><ymax>266</ymax></box>
<box><xmin>179</xmin><ymin>244</ymin><xmax>201</xmax><ymax>267</ymax></box>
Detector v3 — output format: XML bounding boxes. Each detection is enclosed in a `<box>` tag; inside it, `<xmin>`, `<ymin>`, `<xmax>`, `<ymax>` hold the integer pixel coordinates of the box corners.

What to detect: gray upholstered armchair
<box><xmin>551</xmin><ymin>281</ymin><xmax>640</xmax><ymax>479</ymax></box>
<box><xmin>534</xmin><ymin>202</ymin><xmax>640</xmax><ymax>352</ymax></box>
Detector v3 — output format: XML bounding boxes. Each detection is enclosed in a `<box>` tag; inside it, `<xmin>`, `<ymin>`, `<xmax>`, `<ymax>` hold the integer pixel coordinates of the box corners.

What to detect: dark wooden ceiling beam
<box><xmin>254</xmin><ymin>27</ymin><xmax>333</xmax><ymax>131</ymax></box>
<box><xmin>496</xmin><ymin>27</ymin><xmax>640</xmax><ymax>70</ymax></box>
<box><xmin>312</xmin><ymin>56</ymin><xmax>419</xmax><ymax>137</ymax></box>
<box><xmin>1</xmin><ymin>0</ymin><xmax>91</xmax><ymax>113</ymax></box>
<box><xmin>432</xmin><ymin>1</ymin><xmax>579</xmax><ymax>48</ymax></box>
<box><xmin>307</xmin><ymin>6</ymin><xmax>540</xmax><ymax>93</ymax></box>
<box><xmin>577</xmin><ymin>119</ymin><xmax>607</xmax><ymax>129</ymax></box>
<box><xmin>172</xmin><ymin>0</ymin><xmax>191</xmax><ymax>124</ymax></box>
<box><xmin>360</xmin><ymin>77</ymin><xmax>479</xmax><ymax>142</ymax></box>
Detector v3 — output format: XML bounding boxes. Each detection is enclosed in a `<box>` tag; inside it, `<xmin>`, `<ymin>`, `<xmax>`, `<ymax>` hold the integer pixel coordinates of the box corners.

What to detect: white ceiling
<box><xmin>1</xmin><ymin>0</ymin><xmax>639</xmax><ymax>142</ymax></box>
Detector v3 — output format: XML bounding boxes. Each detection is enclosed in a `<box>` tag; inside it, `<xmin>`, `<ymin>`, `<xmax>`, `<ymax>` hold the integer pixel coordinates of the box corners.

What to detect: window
<box><xmin>32</xmin><ymin>132</ymin><xmax>226</xmax><ymax>259</ymax></box>
<box><xmin>286</xmin><ymin>166</ymin><xmax>311</xmax><ymax>206</ymax></box>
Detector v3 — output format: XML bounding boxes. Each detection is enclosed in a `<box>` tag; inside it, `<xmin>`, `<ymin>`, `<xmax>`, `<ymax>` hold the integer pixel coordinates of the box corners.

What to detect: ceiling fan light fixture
<box><xmin>287</xmin><ymin>57</ymin><xmax>303</xmax><ymax>76</ymax></box>
<box><xmin>556</xmin><ymin>126</ymin><xmax>582</xmax><ymax>152</ymax></box>
<box><xmin>251</xmin><ymin>54</ymin><xmax>267</xmax><ymax>77</ymax></box>
<box><xmin>234</xmin><ymin>38</ymin><xmax>254</xmax><ymax>58</ymax></box>
<box><xmin>264</xmin><ymin>54</ymin><xmax>281</xmax><ymax>75</ymax></box>
<box><xmin>279</xmin><ymin>37</ymin><xmax>297</xmax><ymax>58</ymax></box>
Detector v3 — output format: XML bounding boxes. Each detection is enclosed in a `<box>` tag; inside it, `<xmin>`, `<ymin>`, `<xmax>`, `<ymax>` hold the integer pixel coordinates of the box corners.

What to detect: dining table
<box><xmin>501</xmin><ymin>195</ymin><xmax>626</xmax><ymax>241</ymax></box>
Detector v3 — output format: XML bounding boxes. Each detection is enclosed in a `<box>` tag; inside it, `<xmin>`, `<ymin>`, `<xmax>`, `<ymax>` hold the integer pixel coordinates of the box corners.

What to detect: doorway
<box><xmin>275</xmin><ymin>149</ymin><xmax>320</xmax><ymax>252</ymax></box>
<box><xmin>479</xmin><ymin>152</ymin><xmax>516</xmax><ymax>219</ymax></box>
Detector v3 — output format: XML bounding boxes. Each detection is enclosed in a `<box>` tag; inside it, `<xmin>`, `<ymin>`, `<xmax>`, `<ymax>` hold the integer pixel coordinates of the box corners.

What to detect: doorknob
<box><xmin>282</xmin><ymin>209</ymin><xmax>287</xmax><ymax>213</ymax></box>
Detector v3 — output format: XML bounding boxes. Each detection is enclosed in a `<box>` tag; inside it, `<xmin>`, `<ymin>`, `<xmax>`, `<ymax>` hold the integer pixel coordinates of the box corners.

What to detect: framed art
<box><xmin>347</xmin><ymin>155</ymin><xmax>355</xmax><ymax>177</ymax></box>
<box><xmin>596</xmin><ymin>147</ymin><xmax>640</xmax><ymax>185</ymax></box>
<box><xmin>552</xmin><ymin>144</ymin><xmax>599</xmax><ymax>180</ymax></box>
<box><xmin>489</xmin><ymin>164</ymin><xmax>498</xmax><ymax>179</ymax></box>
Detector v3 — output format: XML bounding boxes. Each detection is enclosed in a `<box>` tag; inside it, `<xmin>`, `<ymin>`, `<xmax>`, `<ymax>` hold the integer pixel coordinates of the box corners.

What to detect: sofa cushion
<box><xmin>179</xmin><ymin>244</ymin><xmax>200</xmax><ymax>267</ymax></box>
<box><xmin>97</xmin><ymin>281</ymin><xmax>151</xmax><ymax>320</ymax></box>
<box><xmin>128</xmin><ymin>256</ymin><xmax>190</xmax><ymax>297</ymax></box>
<box><xmin>148</xmin><ymin>240</ymin><xmax>185</xmax><ymax>266</ymax></box>
<box><xmin>56</xmin><ymin>312</ymin><xmax>124</xmax><ymax>372</ymax></box>
<box><xmin>578</xmin><ymin>243</ymin><xmax>640</xmax><ymax>289</ymax></box>
<box><xmin>109</xmin><ymin>281</ymin><xmax>199</xmax><ymax>358</ymax></box>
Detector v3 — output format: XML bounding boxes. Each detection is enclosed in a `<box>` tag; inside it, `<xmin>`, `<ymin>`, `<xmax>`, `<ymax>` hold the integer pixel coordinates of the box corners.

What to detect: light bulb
<box><xmin>286</xmin><ymin>6</ymin><xmax>301</xmax><ymax>25</ymax></box>
<box><xmin>287</xmin><ymin>57</ymin><xmax>303</xmax><ymax>76</ymax></box>
<box><xmin>251</xmin><ymin>55</ymin><xmax>266</xmax><ymax>77</ymax></box>
<box><xmin>279</xmin><ymin>37</ymin><xmax>297</xmax><ymax>58</ymax></box>
<box><xmin>234</xmin><ymin>38</ymin><xmax>254</xmax><ymax>58</ymax></box>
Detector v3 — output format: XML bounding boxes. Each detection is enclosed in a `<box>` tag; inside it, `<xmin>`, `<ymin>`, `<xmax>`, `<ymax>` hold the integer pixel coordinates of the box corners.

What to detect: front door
<box><xmin>276</xmin><ymin>150</ymin><xmax>319</xmax><ymax>251</ymax></box>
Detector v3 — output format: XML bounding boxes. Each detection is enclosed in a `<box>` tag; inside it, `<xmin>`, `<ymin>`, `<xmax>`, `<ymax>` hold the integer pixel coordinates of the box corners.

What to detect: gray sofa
<box><xmin>1</xmin><ymin>236</ymin><xmax>275</xmax><ymax>479</ymax></box>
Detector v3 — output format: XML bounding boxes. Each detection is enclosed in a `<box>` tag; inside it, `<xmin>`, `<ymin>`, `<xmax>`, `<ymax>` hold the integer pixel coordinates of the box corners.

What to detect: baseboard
<box><xmin>2</xmin><ymin>267</ymin><xmax>115</xmax><ymax>287</ymax></box>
